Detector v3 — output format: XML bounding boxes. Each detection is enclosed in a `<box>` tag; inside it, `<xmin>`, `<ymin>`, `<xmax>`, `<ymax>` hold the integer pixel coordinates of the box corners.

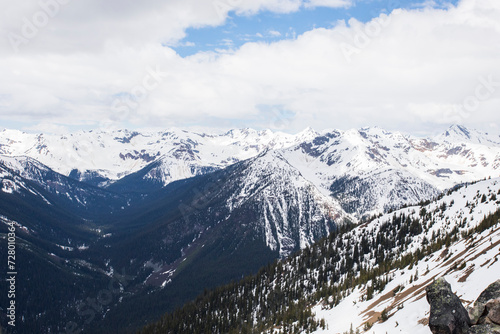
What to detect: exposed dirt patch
<box><xmin>438</xmin><ymin>247</ymin><xmax>470</xmax><ymax>271</ymax></box>
<box><xmin>488</xmin><ymin>256</ymin><xmax>499</xmax><ymax>269</ymax></box>
<box><xmin>458</xmin><ymin>264</ymin><xmax>475</xmax><ymax>283</ymax></box>
<box><xmin>360</xmin><ymin>290</ymin><xmax>394</xmax><ymax>316</ymax></box>
<box><xmin>481</xmin><ymin>258</ymin><xmax>492</xmax><ymax>267</ymax></box>
<box><xmin>363</xmin><ymin>311</ymin><xmax>383</xmax><ymax>327</ymax></box>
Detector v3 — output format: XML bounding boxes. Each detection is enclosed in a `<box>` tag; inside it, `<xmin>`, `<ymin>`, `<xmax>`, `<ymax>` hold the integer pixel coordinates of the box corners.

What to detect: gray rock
<box><xmin>485</xmin><ymin>298</ymin><xmax>500</xmax><ymax>325</ymax></box>
<box><xmin>468</xmin><ymin>302</ymin><xmax>486</xmax><ymax>325</ymax></box>
<box><xmin>427</xmin><ymin>278</ymin><xmax>471</xmax><ymax>334</ymax></box>
<box><xmin>467</xmin><ymin>323</ymin><xmax>500</xmax><ymax>334</ymax></box>
<box><xmin>476</xmin><ymin>280</ymin><xmax>500</xmax><ymax>305</ymax></box>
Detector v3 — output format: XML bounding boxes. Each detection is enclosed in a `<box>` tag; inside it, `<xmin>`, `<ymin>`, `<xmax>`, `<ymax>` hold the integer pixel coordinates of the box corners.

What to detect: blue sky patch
<box><xmin>171</xmin><ymin>0</ymin><xmax>459</xmax><ymax>57</ymax></box>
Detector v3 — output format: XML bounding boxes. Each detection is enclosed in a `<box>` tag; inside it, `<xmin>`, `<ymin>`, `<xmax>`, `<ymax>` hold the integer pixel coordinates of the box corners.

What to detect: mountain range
<box><xmin>1</xmin><ymin>124</ymin><xmax>499</xmax><ymax>333</ymax></box>
<box><xmin>2</xmin><ymin>124</ymin><xmax>499</xmax><ymax>216</ymax></box>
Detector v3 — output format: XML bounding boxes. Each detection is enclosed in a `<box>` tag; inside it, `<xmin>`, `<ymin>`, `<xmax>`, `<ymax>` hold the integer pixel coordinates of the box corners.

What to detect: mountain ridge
<box><xmin>2</xmin><ymin>124</ymin><xmax>499</xmax><ymax>220</ymax></box>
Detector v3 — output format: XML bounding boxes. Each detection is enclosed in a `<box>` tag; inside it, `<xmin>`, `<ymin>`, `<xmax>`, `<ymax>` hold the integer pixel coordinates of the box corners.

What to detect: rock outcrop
<box><xmin>426</xmin><ymin>278</ymin><xmax>471</xmax><ymax>334</ymax></box>
<box><xmin>468</xmin><ymin>323</ymin><xmax>500</xmax><ymax>334</ymax></box>
<box><xmin>427</xmin><ymin>279</ymin><xmax>500</xmax><ymax>334</ymax></box>
<box><xmin>468</xmin><ymin>280</ymin><xmax>500</xmax><ymax>333</ymax></box>
<box><xmin>476</xmin><ymin>280</ymin><xmax>500</xmax><ymax>305</ymax></box>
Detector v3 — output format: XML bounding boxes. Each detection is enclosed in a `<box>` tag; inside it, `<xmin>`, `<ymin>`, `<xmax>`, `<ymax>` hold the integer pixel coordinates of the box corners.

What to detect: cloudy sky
<box><xmin>1</xmin><ymin>0</ymin><xmax>499</xmax><ymax>135</ymax></box>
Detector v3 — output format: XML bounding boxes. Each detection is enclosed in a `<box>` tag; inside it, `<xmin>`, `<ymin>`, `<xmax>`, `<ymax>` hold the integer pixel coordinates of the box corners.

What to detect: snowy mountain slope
<box><xmin>311</xmin><ymin>224</ymin><xmax>500</xmax><ymax>334</ymax></box>
<box><xmin>1</xmin><ymin>125</ymin><xmax>499</xmax><ymax>222</ymax></box>
<box><xmin>0</xmin><ymin>159</ymin><xmax>110</xmax><ymax>248</ymax></box>
<box><xmin>308</xmin><ymin>177</ymin><xmax>500</xmax><ymax>334</ymax></box>
<box><xmin>0</xmin><ymin>155</ymin><xmax>132</xmax><ymax>219</ymax></box>
<box><xmin>224</xmin><ymin>149</ymin><xmax>354</xmax><ymax>257</ymax></box>
<box><xmin>0</xmin><ymin>127</ymin><xmax>317</xmax><ymax>186</ymax></box>
<box><xmin>128</xmin><ymin>149</ymin><xmax>354</xmax><ymax>286</ymax></box>
<box><xmin>281</xmin><ymin>125</ymin><xmax>500</xmax><ymax>217</ymax></box>
<box><xmin>137</xmin><ymin>177</ymin><xmax>500</xmax><ymax>334</ymax></box>
<box><xmin>0</xmin><ymin>159</ymin><xmax>51</xmax><ymax>201</ymax></box>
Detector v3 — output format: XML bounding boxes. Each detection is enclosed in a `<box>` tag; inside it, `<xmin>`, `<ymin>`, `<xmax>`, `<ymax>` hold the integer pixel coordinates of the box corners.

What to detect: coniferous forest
<box><xmin>140</xmin><ymin>186</ymin><xmax>500</xmax><ymax>334</ymax></box>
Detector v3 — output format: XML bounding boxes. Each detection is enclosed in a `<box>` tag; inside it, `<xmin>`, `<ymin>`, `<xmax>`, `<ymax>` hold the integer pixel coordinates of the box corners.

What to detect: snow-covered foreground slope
<box><xmin>312</xmin><ymin>223</ymin><xmax>500</xmax><ymax>333</ymax></box>
<box><xmin>308</xmin><ymin>178</ymin><xmax>500</xmax><ymax>334</ymax></box>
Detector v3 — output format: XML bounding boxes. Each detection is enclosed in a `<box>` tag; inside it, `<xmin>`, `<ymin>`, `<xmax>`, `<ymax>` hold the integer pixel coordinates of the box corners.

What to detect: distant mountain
<box><xmin>0</xmin><ymin>127</ymin><xmax>317</xmax><ymax>186</ymax></box>
<box><xmin>281</xmin><ymin>125</ymin><xmax>500</xmax><ymax>217</ymax></box>
<box><xmin>438</xmin><ymin>124</ymin><xmax>500</xmax><ymax>145</ymax></box>
<box><xmin>2</xmin><ymin>125</ymin><xmax>498</xmax><ymax>219</ymax></box>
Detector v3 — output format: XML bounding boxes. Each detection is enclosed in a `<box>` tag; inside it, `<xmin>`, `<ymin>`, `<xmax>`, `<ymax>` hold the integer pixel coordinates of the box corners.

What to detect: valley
<box><xmin>0</xmin><ymin>124</ymin><xmax>499</xmax><ymax>333</ymax></box>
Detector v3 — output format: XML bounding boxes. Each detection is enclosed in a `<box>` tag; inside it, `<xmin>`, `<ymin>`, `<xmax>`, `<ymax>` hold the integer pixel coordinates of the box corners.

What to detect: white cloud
<box><xmin>23</xmin><ymin>122</ymin><xmax>70</xmax><ymax>134</ymax></box>
<box><xmin>303</xmin><ymin>0</ymin><xmax>353</xmax><ymax>9</ymax></box>
<box><xmin>1</xmin><ymin>0</ymin><xmax>500</xmax><ymax>135</ymax></box>
<box><xmin>0</xmin><ymin>0</ymin><xmax>305</xmax><ymax>55</ymax></box>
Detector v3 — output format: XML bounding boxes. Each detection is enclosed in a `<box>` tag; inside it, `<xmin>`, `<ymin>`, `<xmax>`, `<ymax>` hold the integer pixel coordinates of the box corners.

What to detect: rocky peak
<box><xmin>438</xmin><ymin>124</ymin><xmax>500</xmax><ymax>146</ymax></box>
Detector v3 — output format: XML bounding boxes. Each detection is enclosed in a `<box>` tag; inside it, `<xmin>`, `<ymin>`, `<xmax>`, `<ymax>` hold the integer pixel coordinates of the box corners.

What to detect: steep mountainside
<box><xmin>140</xmin><ymin>177</ymin><xmax>500</xmax><ymax>334</ymax></box>
<box><xmin>0</xmin><ymin>156</ymin><xmax>131</xmax><ymax>218</ymax></box>
<box><xmin>0</xmin><ymin>164</ymin><xmax>115</xmax><ymax>334</ymax></box>
<box><xmin>223</xmin><ymin>150</ymin><xmax>353</xmax><ymax>257</ymax></box>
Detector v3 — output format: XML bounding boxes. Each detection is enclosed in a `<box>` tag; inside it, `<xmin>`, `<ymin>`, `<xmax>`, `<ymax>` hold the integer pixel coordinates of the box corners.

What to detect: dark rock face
<box><xmin>426</xmin><ymin>278</ymin><xmax>471</xmax><ymax>334</ymax></box>
<box><xmin>476</xmin><ymin>281</ymin><xmax>500</xmax><ymax>305</ymax></box>
<box><xmin>427</xmin><ymin>279</ymin><xmax>500</xmax><ymax>334</ymax></box>
<box><xmin>469</xmin><ymin>280</ymin><xmax>500</xmax><ymax>329</ymax></box>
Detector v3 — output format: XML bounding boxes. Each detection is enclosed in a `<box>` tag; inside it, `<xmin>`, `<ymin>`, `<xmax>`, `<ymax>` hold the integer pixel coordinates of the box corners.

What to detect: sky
<box><xmin>0</xmin><ymin>0</ymin><xmax>499</xmax><ymax>136</ymax></box>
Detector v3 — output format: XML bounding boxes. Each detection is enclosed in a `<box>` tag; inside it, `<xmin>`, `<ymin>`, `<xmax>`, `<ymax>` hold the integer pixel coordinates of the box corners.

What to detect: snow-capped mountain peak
<box><xmin>437</xmin><ymin>124</ymin><xmax>500</xmax><ymax>146</ymax></box>
<box><xmin>222</xmin><ymin>148</ymin><xmax>354</xmax><ymax>257</ymax></box>
<box><xmin>1</xmin><ymin>125</ymin><xmax>499</xmax><ymax>220</ymax></box>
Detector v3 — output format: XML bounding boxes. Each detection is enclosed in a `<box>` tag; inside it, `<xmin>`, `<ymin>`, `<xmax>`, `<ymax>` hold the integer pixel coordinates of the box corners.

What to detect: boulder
<box><xmin>467</xmin><ymin>323</ymin><xmax>500</xmax><ymax>334</ymax></box>
<box><xmin>485</xmin><ymin>298</ymin><xmax>500</xmax><ymax>325</ymax></box>
<box><xmin>469</xmin><ymin>281</ymin><xmax>500</xmax><ymax>326</ymax></box>
<box><xmin>476</xmin><ymin>280</ymin><xmax>500</xmax><ymax>305</ymax></box>
<box><xmin>468</xmin><ymin>302</ymin><xmax>485</xmax><ymax>325</ymax></box>
<box><xmin>426</xmin><ymin>278</ymin><xmax>471</xmax><ymax>334</ymax></box>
